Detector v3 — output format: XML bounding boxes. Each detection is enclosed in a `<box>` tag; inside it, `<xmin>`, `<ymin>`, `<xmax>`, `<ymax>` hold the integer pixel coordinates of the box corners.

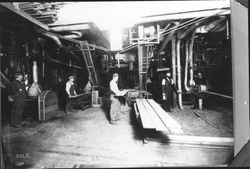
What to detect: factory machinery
<box><xmin>114</xmin><ymin>7</ymin><xmax>232</xmax><ymax>109</ymax></box>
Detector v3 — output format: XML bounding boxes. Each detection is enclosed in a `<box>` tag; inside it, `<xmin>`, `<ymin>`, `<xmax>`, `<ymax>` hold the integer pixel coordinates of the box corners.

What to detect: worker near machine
<box><xmin>83</xmin><ymin>76</ymin><xmax>93</xmax><ymax>93</ymax></box>
<box><xmin>192</xmin><ymin>72</ymin><xmax>206</xmax><ymax>109</ymax></box>
<box><xmin>162</xmin><ymin>72</ymin><xmax>175</xmax><ymax>112</ymax></box>
<box><xmin>109</xmin><ymin>73</ymin><xmax>128</xmax><ymax>125</ymax></box>
<box><xmin>65</xmin><ymin>75</ymin><xmax>86</xmax><ymax>113</ymax></box>
<box><xmin>8</xmin><ymin>72</ymin><xmax>26</xmax><ymax>127</ymax></box>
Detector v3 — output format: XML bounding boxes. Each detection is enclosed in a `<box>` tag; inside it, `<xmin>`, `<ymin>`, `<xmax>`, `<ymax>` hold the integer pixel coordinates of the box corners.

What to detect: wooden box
<box><xmin>38</xmin><ymin>90</ymin><xmax>58</xmax><ymax>121</ymax></box>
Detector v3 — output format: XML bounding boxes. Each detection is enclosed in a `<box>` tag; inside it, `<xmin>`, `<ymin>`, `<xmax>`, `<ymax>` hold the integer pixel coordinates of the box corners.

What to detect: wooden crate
<box><xmin>38</xmin><ymin>90</ymin><xmax>58</xmax><ymax>121</ymax></box>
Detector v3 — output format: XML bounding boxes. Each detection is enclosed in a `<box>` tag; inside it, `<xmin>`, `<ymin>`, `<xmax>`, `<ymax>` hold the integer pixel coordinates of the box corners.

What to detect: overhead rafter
<box><xmin>136</xmin><ymin>7</ymin><xmax>230</xmax><ymax>24</ymax></box>
<box><xmin>0</xmin><ymin>2</ymin><xmax>49</xmax><ymax>30</ymax></box>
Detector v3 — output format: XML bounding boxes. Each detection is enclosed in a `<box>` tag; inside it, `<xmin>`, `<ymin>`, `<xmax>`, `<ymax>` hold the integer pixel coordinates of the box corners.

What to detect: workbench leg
<box><xmin>137</xmin><ymin>113</ymin><xmax>149</xmax><ymax>144</ymax></box>
<box><xmin>140</xmin><ymin>120</ymin><xmax>149</xmax><ymax>144</ymax></box>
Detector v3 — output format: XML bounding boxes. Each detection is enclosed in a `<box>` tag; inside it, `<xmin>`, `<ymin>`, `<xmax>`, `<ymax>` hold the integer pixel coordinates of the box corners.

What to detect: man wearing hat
<box><xmin>161</xmin><ymin>72</ymin><xmax>174</xmax><ymax>112</ymax></box>
<box><xmin>8</xmin><ymin>72</ymin><xmax>26</xmax><ymax>127</ymax></box>
<box><xmin>65</xmin><ymin>75</ymin><xmax>86</xmax><ymax>113</ymax></box>
<box><xmin>109</xmin><ymin>73</ymin><xmax>128</xmax><ymax>125</ymax></box>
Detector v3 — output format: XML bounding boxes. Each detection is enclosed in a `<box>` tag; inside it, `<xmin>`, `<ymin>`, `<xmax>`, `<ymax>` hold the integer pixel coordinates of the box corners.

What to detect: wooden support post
<box><xmin>138</xmin><ymin>45</ymin><xmax>143</xmax><ymax>96</ymax></box>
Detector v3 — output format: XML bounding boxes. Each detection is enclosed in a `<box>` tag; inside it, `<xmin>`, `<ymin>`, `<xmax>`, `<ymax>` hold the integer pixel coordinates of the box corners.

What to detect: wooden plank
<box><xmin>147</xmin><ymin>99</ymin><xmax>183</xmax><ymax>133</ymax></box>
<box><xmin>140</xmin><ymin>99</ymin><xmax>170</xmax><ymax>131</ymax></box>
<box><xmin>135</xmin><ymin>99</ymin><xmax>154</xmax><ymax>129</ymax></box>
<box><xmin>136</xmin><ymin>99</ymin><xmax>154</xmax><ymax>129</ymax></box>
<box><xmin>139</xmin><ymin>99</ymin><xmax>158</xmax><ymax>129</ymax></box>
<box><xmin>167</xmin><ymin>134</ymin><xmax>234</xmax><ymax>146</ymax></box>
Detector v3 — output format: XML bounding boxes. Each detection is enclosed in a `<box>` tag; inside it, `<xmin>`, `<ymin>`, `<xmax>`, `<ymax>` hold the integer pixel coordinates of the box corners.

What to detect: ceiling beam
<box><xmin>136</xmin><ymin>8</ymin><xmax>230</xmax><ymax>24</ymax></box>
<box><xmin>0</xmin><ymin>2</ymin><xmax>49</xmax><ymax>30</ymax></box>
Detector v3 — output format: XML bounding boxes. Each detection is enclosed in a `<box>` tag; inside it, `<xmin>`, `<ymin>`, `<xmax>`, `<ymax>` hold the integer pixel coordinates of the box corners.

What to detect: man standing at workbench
<box><xmin>65</xmin><ymin>75</ymin><xmax>87</xmax><ymax>113</ymax></box>
<box><xmin>109</xmin><ymin>73</ymin><xmax>128</xmax><ymax>125</ymax></box>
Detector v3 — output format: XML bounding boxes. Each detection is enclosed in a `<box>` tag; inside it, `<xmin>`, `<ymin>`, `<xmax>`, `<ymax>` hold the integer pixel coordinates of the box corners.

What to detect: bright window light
<box><xmin>54</xmin><ymin>1</ymin><xmax>230</xmax><ymax>50</ymax></box>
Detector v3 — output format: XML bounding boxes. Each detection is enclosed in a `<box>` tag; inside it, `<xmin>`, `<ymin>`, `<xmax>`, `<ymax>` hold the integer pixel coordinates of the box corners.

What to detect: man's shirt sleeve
<box><xmin>110</xmin><ymin>81</ymin><xmax>120</xmax><ymax>95</ymax></box>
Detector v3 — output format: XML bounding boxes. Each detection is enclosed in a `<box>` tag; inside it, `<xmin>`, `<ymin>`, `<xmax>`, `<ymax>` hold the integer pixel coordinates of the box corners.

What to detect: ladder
<box><xmin>80</xmin><ymin>41</ymin><xmax>99</xmax><ymax>89</ymax></box>
<box><xmin>138</xmin><ymin>44</ymin><xmax>150</xmax><ymax>98</ymax></box>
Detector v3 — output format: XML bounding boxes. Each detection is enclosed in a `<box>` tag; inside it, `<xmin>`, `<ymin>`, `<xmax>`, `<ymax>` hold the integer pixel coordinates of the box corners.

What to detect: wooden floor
<box><xmin>2</xmin><ymin>105</ymin><xmax>234</xmax><ymax>168</ymax></box>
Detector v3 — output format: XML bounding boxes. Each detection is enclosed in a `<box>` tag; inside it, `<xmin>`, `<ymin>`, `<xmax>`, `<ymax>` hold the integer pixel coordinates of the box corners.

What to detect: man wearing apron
<box><xmin>162</xmin><ymin>72</ymin><xmax>174</xmax><ymax>112</ymax></box>
<box><xmin>65</xmin><ymin>75</ymin><xmax>86</xmax><ymax>113</ymax></box>
<box><xmin>109</xmin><ymin>73</ymin><xmax>128</xmax><ymax>125</ymax></box>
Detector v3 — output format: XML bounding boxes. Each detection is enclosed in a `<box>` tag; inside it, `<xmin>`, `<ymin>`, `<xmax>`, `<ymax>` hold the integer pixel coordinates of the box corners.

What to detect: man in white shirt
<box><xmin>109</xmin><ymin>73</ymin><xmax>128</xmax><ymax>125</ymax></box>
<box><xmin>65</xmin><ymin>75</ymin><xmax>87</xmax><ymax>113</ymax></box>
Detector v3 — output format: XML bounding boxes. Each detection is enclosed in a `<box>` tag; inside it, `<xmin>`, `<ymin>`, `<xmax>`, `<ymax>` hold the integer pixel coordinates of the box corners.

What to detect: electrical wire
<box><xmin>119</xmin><ymin>7</ymin><xmax>229</xmax><ymax>53</ymax></box>
<box><xmin>160</xmin><ymin>8</ymin><xmax>229</xmax><ymax>37</ymax></box>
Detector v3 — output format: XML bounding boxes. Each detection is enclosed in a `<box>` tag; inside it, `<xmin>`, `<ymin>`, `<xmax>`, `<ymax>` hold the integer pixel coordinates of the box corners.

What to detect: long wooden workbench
<box><xmin>134</xmin><ymin>98</ymin><xmax>183</xmax><ymax>143</ymax></box>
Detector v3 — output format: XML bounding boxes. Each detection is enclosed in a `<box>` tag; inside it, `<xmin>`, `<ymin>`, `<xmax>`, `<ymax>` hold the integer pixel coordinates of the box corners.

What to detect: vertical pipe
<box><xmin>172</xmin><ymin>34</ymin><xmax>177</xmax><ymax>108</ymax></box>
<box><xmin>129</xmin><ymin>61</ymin><xmax>133</xmax><ymax>70</ymax></box>
<box><xmin>176</xmin><ymin>38</ymin><xmax>183</xmax><ymax>110</ymax></box>
<box><xmin>226</xmin><ymin>19</ymin><xmax>229</xmax><ymax>39</ymax></box>
<box><xmin>24</xmin><ymin>42</ymin><xmax>30</xmax><ymax>87</ymax></box>
<box><xmin>42</xmin><ymin>49</ymin><xmax>45</xmax><ymax>77</ymax></box>
<box><xmin>138</xmin><ymin>45</ymin><xmax>143</xmax><ymax>97</ymax></box>
<box><xmin>184</xmin><ymin>39</ymin><xmax>191</xmax><ymax>91</ymax></box>
<box><xmin>32</xmin><ymin>61</ymin><xmax>38</xmax><ymax>83</ymax></box>
<box><xmin>189</xmin><ymin>31</ymin><xmax>195</xmax><ymax>86</ymax></box>
<box><xmin>117</xmin><ymin>53</ymin><xmax>120</xmax><ymax>68</ymax></box>
<box><xmin>172</xmin><ymin>35</ymin><xmax>176</xmax><ymax>84</ymax></box>
<box><xmin>138</xmin><ymin>25</ymin><xmax>144</xmax><ymax>39</ymax></box>
<box><xmin>42</xmin><ymin>62</ymin><xmax>45</xmax><ymax>78</ymax></box>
